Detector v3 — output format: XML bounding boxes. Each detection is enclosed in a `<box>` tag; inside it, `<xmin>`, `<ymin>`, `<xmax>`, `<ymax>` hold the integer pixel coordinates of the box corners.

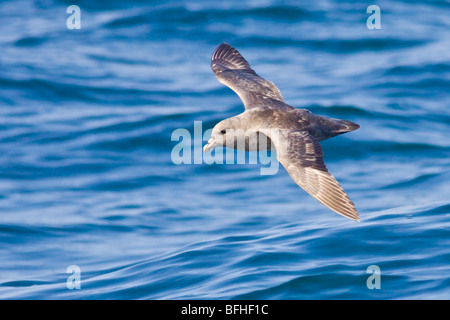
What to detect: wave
<box><xmin>103</xmin><ymin>5</ymin><xmax>315</xmax><ymax>29</ymax></box>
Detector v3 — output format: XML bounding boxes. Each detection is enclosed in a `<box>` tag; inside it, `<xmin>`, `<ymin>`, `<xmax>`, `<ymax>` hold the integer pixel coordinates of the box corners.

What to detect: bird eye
<box><xmin>220</xmin><ymin>129</ymin><xmax>226</xmax><ymax>134</ymax></box>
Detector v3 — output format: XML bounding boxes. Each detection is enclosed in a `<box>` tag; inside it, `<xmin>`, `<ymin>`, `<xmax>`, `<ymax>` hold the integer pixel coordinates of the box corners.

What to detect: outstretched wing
<box><xmin>211</xmin><ymin>43</ymin><xmax>291</xmax><ymax>110</ymax></box>
<box><xmin>262</xmin><ymin>129</ymin><xmax>359</xmax><ymax>221</ymax></box>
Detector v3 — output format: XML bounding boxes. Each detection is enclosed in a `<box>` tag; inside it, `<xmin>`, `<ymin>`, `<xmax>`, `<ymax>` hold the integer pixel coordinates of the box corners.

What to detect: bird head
<box><xmin>203</xmin><ymin>119</ymin><xmax>233</xmax><ymax>153</ymax></box>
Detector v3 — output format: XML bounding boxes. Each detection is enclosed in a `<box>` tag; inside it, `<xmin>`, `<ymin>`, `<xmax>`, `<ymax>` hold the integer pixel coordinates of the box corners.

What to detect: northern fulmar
<box><xmin>203</xmin><ymin>43</ymin><xmax>360</xmax><ymax>221</ymax></box>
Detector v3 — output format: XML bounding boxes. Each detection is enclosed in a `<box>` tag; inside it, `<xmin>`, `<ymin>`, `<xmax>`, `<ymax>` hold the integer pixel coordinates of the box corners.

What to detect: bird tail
<box><xmin>314</xmin><ymin>116</ymin><xmax>360</xmax><ymax>140</ymax></box>
<box><xmin>331</xmin><ymin>119</ymin><xmax>360</xmax><ymax>136</ymax></box>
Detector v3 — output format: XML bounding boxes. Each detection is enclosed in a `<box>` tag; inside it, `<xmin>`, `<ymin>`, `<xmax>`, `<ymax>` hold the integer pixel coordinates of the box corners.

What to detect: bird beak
<box><xmin>203</xmin><ymin>137</ymin><xmax>217</xmax><ymax>153</ymax></box>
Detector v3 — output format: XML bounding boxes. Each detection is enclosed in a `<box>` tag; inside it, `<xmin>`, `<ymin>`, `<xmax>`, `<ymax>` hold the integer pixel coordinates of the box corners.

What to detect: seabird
<box><xmin>203</xmin><ymin>43</ymin><xmax>360</xmax><ymax>221</ymax></box>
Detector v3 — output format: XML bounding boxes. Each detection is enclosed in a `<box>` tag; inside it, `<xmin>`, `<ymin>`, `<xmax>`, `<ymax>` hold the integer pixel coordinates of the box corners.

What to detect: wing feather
<box><xmin>262</xmin><ymin>129</ymin><xmax>359</xmax><ymax>221</ymax></box>
<box><xmin>211</xmin><ymin>43</ymin><xmax>291</xmax><ymax>110</ymax></box>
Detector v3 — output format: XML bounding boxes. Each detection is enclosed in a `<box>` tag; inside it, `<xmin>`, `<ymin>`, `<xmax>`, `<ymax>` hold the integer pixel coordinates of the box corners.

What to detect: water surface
<box><xmin>0</xmin><ymin>0</ymin><xmax>449</xmax><ymax>299</ymax></box>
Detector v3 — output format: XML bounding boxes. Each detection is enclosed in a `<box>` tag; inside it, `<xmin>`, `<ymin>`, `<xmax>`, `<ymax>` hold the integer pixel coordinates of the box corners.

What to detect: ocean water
<box><xmin>0</xmin><ymin>0</ymin><xmax>449</xmax><ymax>300</ymax></box>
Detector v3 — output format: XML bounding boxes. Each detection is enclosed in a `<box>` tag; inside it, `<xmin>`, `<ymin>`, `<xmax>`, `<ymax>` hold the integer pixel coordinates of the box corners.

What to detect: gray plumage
<box><xmin>205</xmin><ymin>43</ymin><xmax>360</xmax><ymax>221</ymax></box>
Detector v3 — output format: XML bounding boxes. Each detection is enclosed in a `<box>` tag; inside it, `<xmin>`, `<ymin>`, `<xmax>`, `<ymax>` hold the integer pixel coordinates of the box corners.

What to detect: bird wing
<box><xmin>261</xmin><ymin>129</ymin><xmax>359</xmax><ymax>221</ymax></box>
<box><xmin>211</xmin><ymin>43</ymin><xmax>292</xmax><ymax>111</ymax></box>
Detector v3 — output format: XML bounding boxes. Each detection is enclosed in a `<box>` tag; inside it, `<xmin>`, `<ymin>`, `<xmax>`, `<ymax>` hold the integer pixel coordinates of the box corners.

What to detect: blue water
<box><xmin>0</xmin><ymin>0</ymin><xmax>449</xmax><ymax>300</ymax></box>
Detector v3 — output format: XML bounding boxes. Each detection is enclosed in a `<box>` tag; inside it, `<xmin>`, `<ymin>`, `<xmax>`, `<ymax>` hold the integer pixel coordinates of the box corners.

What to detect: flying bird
<box><xmin>203</xmin><ymin>43</ymin><xmax>360</xmax><ymax>221</ymax></box>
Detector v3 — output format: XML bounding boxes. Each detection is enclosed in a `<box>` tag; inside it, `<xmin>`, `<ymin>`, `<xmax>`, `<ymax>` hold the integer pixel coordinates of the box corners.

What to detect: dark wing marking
<box><xmin>262</xmin><ymin>129</ymin><xmax>359</xmax><ymax>221</ymax></box>
<box><xmin>211</xmin><ymin>43</ymin><xmax>291</xmax><ymax>110</ymax></box>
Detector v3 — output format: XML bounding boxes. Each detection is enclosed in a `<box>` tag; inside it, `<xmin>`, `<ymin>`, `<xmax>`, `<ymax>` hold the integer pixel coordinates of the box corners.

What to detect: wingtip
<box><xmin>325</xmin><ymin>197</ymin><xmax>360</xmax><ymax>222</ymax></box>
<box><xmin>349</xmin><ymin>211</ymin><xmax>361</xmax><ymax>222</ymax></box>
<box><xmin>339</xmin><ymin>210</ymin><xmax>360</xmax><ymax>222</ymax></box>
<box><xmin>212</xmin><ymin>43</ymin><xmax>233</xmax><ymax>61</ymax></box>
<box><xmin>211</xmin><ymin>43</ymin><xmax>251</xmax><ymax>71</ymax></box>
